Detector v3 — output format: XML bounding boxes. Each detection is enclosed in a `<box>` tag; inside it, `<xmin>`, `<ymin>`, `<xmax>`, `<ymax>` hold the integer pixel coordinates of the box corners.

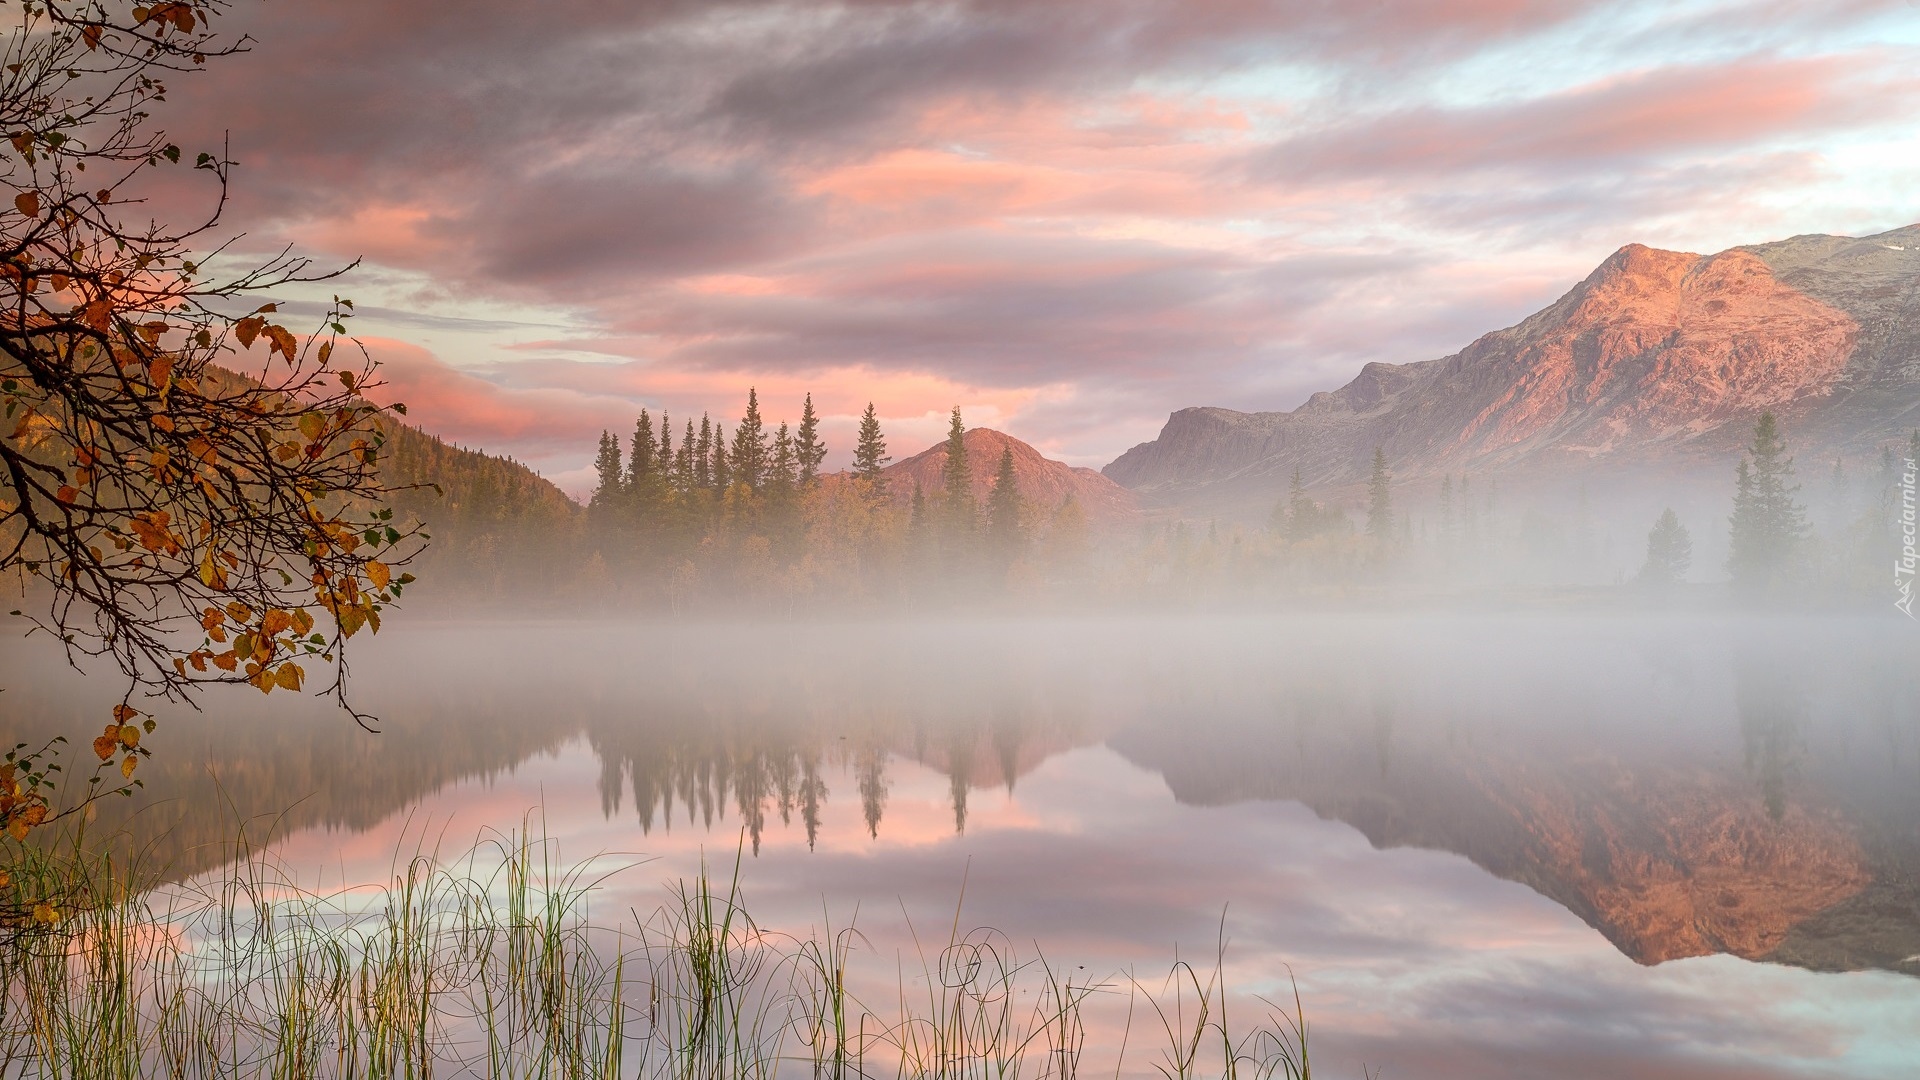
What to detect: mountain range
<box><xmin>1104</xmin><ymin>224</ymin><xmax>1920</xmax><ymax>516</ymax></box>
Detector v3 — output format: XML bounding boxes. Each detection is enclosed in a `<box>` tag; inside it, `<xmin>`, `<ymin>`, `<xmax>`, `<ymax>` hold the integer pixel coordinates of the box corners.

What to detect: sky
<box><xmin>153</xmin><ymin>0</ymin><xmax>1920</xmax><ymax>495</ymax></box>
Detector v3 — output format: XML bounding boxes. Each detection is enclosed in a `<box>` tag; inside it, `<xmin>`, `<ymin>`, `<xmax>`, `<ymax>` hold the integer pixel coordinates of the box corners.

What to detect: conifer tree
<box><xmin>712</xmin><ymin>425</ymin><xmax>732</xmax><ymax>491</ymax></box>
<box><xmin>1438</xmin><ymin>474</ymin><xmax>1455</xmax><ymax>548</ymax></box>
<box><xmin>853</xmin><ymin>402</ymin><xmax>891</xmax><ymax>492</ymax></box>
<box><xmin>985</xmin><ymin>445</ymin><xmax>1025</xmax><ymax>560</ymax></box>
<box><xmin>1285</xmin><ymin>467</ymin><xmax>1313</xmax><ymax>543</ymax></box>
<box><xmin>677</xmin><ymin>419</ymin><xmax>697</xmax><ymax>494</ymax></box>
<box><xmin>658</xmin><ymin>414</ymin><xmax>676</xmax><ymax>490</ymax></box>
<box><xmin>695</xmin><ymin>415</ymin><xmax>714</xmax><ymax>490</ymax></box>
<box><xmin>732</xmin><ymin>388</ymin><xmax>770</xmax><ymax>491</ymax></box>
<box><xmin>1727</xmin><ymin>411</ymin><xmax>1809</xmax><ymax>592</ymax></box>
<box><xmin>1365</xmin><ymin>447</ymin><xmax>1393</xmax><ymax>544</ymax></box>
<box><xmin>768</xmin><ymin>422</ymin><xmax>798</xmax><ymax>506</ymax></box>
<box><xmin>590</xmin><ymin>431</ymin><xmax>624</xmax><ymax>510</ymax></box>
<box><xmin>941</xmin><ymin>408</ymin><xmax>975</xmax><ymax>538</ymax></box>
<box><xmin>795</xmin><ymin>394</ymin><xmax>828</xmax><ymax>486</ymax></box>
<box><xmin>1637</xmin><ymin>508</ymin><xmax>1692</xmax><ymax>589</ymax></box>
<box><xmin>909</xmin><ymin>483</ymin><xmax>930</xmax><ymax>544</ymax></box>
<box><xmin>627</xmin><ymin>410</ymin><xmax>657</xmax><ymax>496</ymax></box>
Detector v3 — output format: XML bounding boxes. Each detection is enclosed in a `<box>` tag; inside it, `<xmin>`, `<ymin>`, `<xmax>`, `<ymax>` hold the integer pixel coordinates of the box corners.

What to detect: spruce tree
<box><xmin>852</xmin><ymin>402</ymin><xmax>890</xmax><ymax>492</ymax></box>
<box><xmin>590</xmin><ymin>431</ymin><xmax>624</xmax><ymax>510</ymax></box>
<box><xmin>677</xmin><ymin>419</ymin><xmax>696</xmax><ymax>494</ymax></box>
<box><xmin>1285</xmin><ymin>467</ymin><xmax>1313</xmax><ymax>543</ymax></box>
<box><xmin>985</xmin><ymin>444</ymin><xmax>1024</xmax><ymax>560</ymax></box>
<box><xmin>1637</xmin><ymin>508</ymin><xmax>1692</xmax><ymax>589</ymax></box>
<box><xmin>711</xmin><ymin>425</ymin><xmax>731</xmax><ymax>491</ymax></box>
<box><xmin>627</xmin><ymin>410</ymin><xmax>657</xmax><ymax>496</ymax></box>
<box><xmin>1727</xmin><ymin>411</ymin><xmax>1809</xmax><ymax>592</ymax></box>
<box><xmin>1365</xmin><ymin>447</ymin><xmax>1393</xmax><ymax>543</ymax></box>
<box><xmin>657</xmin><ymin>414</ymin><xmax>675</xmax><ymax>489</ymax></box>
<box><xmin>731</xmin><ymin>388</ymin><xmax>770</xmax><ymax>491</ymax></box>
<box><xmin>795</xmin><ymin>394</ymin><xmax>827</xmax><ymax>486</ymax></box>
<box><xmin>908</xmin><ymin>483</ymin><xmax>929</xmax><ymax>545</ymax></box>
<box><xmin>767</xmin><ymin>422</ymin><xmax>798</xmax><ymax>506</ymax></box>
<box><xmin>941</xmin><ymin>407</ymin><xmax>974</xmax><ymax>536</ymax></box>
<box><xmin>694</xmin><ymin>416</ymin><xmax>713</xmax><ymax>490</ymax></box>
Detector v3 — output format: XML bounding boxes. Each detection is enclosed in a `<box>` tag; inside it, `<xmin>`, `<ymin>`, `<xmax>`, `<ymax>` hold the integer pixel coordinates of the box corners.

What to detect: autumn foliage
<box><xmin>1</xmin><ymin>1</ymin><xmax>414</xmax><ymax>856</ymax></box>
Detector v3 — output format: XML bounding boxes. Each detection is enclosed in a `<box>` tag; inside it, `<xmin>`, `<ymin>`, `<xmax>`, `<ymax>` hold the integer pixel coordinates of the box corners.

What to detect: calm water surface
<box><xmin>7</xmin><ymin>613</ymin><xmax>1920</xmax><ymax>1078</ymax></box>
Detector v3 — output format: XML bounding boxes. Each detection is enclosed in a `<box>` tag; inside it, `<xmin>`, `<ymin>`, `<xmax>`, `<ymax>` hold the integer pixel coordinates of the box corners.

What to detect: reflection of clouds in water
<box><xmin>213</xmin><ymin>731</ymin><xmax>1918</xmax><ymax>1080</ymax></box>
<box><xmin>9</xmin><ymin>614</ymin><xmax>1920</xmax><ymax>1077</ymax></box>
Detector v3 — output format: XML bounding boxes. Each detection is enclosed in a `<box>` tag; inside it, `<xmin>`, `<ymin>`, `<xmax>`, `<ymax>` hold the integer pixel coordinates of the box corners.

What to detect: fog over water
<box><xmin>6</xmin><ymin>614</ymin><xmax>1920</xmax><ymax>1078</ymax></box>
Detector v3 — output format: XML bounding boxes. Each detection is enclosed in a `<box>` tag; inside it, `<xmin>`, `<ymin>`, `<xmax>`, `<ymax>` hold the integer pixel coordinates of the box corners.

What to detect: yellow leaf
<box><xmin>298</xmin><ymin>412</ymin><xmax>326</xmax><ymax>441</ymax></box>
<box><xmin>198</xmin><ymin>548</ymin><xmax>227</xmax><ymax>590</ymax></box>
<box><xmin>117</xmin><ymin>725</ymin><xmax>139</xmax><ymax>749</ymax></box>
<box><xmin>7</xmin><ymin>820</ymin><xmax>27</xmax><ymax>842</ymax></box>
<box><xmin>31</xmin><ymin>902</ymin><xmax>57</xmax><ymax>924</ymax></box>
<box><xmin>120</xmin><ymin>756</ymin><xmax>136</xmax><ymax>779</ymax></box>
<box><xmin>274</xmin><ymin>663</ymin><xmax>304</xmax><ymax>692</ymax></box>
<box><xmin>365</xmin><ymin>560</ymin><xmax>390</xmax><ymax>589</ymax></box>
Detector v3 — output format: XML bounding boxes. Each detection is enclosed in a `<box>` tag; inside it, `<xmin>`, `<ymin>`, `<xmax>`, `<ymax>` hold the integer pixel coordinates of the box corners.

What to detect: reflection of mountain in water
<box><xmin>1111</xmin><ymin>626</ymin><xmax>1920</xmax><ymax>975</ymax></box>
<box><xmin>7</xmin><ymin>616</ymin><xmax>1918</xmax><ymax>976</ymax></box>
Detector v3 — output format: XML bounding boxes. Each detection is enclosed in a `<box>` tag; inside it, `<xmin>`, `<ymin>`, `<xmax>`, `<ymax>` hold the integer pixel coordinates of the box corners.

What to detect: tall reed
<box><xmin>0</xmin><ymin>823</ymin><xmax>1315</xmax><ymax>1079</ymax></box>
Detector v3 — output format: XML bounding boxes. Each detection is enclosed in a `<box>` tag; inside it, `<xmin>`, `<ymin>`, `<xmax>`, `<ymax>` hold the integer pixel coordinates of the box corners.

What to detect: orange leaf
<box><xmin>55</xmin><ymin>485</ymin><xmax>76</xmax><ymax>504</ymax></box>
<box><xmin>266</xmin><ymin>325</ymin><xmax>298</xmax><ymax>362</ymax></box>
<box><xmin>82</xmin><ymin>24</ymin><xmax>102</xmax><ymax>50</ymax></box>
<box><xmin>365</xmin><ymin>560</ymin><xmax>391</xmax><ymax>589</ymax></box>
<box><xmin>13</xmin><ymin>192</ymin><xmax>39</xmax><ymax>217</ymax></box>
<box><xmin>234</xmin><ymin>317</ymin><xmax>264</xmax><ymax>349</ymax></box>
<box><xmin>92</xmin><ymin>732</ymin><xmax>116</xmax><ymax>761</ymax></box>
<box><xmin>80</xmin><ymin>298</ymin><xmax>112</xmax><ymax>332</ymax></box>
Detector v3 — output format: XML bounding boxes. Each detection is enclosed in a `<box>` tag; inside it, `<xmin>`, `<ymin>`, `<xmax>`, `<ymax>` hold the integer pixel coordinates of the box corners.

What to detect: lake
<box><xmin>6</xmin><ymin>613</ymin><xmax>1919</xmax><ymax>1078</ymax></box>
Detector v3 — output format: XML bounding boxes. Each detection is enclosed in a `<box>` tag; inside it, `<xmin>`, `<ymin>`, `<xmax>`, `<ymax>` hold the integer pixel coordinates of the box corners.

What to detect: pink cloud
<box><xmin>1259</xmin><ymin>53</ymin><xmax>1919</xmax><ymax>180</ymax></box>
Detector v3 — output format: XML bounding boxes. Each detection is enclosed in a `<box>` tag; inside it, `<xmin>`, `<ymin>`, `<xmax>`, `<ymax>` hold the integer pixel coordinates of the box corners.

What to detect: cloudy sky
<box><xmin>159</xmin><ymin>0</ymin><xmax>1920</xmax><ymax>494</ymax></box>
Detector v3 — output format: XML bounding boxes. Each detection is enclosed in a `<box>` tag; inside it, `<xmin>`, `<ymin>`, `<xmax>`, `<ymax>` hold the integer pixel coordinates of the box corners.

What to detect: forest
<box><xmin>391</xmin><ymin>384</ymin><xmax>1913</xmax><ymax>613</ymax></box>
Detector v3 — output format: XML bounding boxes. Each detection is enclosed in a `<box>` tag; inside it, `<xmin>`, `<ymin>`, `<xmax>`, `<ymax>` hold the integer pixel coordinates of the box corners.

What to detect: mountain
<box><xmin>376</xmin><ymin>418</ymin><xmax>581</xmax><ymax>596</ymax></box>
<box><xmin>883</xmin><ymin>427</ymin><xmax>1141</xmax><ymax>524</ymax></box>
<box><xmin>1106</xmin><ymin>224</ymin><xmax>1920</xmax><ymax>513</ymax></box>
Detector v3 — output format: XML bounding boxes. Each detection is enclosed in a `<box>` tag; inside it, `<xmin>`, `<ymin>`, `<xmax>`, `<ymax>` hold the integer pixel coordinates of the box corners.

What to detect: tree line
<box><xmin>579</xmin><ymin>393</ymin><xmax>1085</xmax><ymax>608</ymax></box>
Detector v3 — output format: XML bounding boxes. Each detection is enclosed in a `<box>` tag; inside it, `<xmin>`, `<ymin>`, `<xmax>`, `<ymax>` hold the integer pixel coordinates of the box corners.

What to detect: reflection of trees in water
<box><xmin>585</xmin><ymin>656</ymin><xmax>1088</xmax><ymax>849</ymax></box>
<box><xmin>1734</xmin><ymin>645</ymin><xmax>1808</xmax><ymax>822</ymax></box>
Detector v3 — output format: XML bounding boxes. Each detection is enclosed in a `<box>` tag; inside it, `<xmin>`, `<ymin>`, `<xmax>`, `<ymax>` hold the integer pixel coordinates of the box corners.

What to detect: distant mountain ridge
<box><xmin>1105</xmin><ymin>224</ymin><xmax>1920</xmax><ymax>511</ymax></box>
<box><xmin>884</xmin><ymin>427</ymin><xmax>1140</xmax><ymax>523</ymax></box>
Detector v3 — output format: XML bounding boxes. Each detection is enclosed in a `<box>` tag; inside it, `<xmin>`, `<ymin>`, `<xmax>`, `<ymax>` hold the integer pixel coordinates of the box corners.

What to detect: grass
<box><xmin>0</xmin><ymin>819</ymin><xmax>1315</xmax><ymax>1079</ymax></box>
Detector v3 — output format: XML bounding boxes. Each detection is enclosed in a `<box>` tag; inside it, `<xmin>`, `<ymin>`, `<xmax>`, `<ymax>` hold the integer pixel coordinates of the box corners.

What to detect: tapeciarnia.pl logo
<box><xmin>1898</xmin><ymin>458</ymin><xmax>1917</xmax><ymax>618</ymax></box>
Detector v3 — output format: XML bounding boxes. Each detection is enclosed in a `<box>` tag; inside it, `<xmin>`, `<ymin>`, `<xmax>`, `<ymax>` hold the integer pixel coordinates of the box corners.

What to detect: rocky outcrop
<box><xmin>885</xmin><ymin>427</ymin><xmax>1141</xmax><ymax>524</ymax></box>
<box><xmin>1106</xmin><ymin>225</ymin><xmax>1920</xmax><ymax>510</ymax></box>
